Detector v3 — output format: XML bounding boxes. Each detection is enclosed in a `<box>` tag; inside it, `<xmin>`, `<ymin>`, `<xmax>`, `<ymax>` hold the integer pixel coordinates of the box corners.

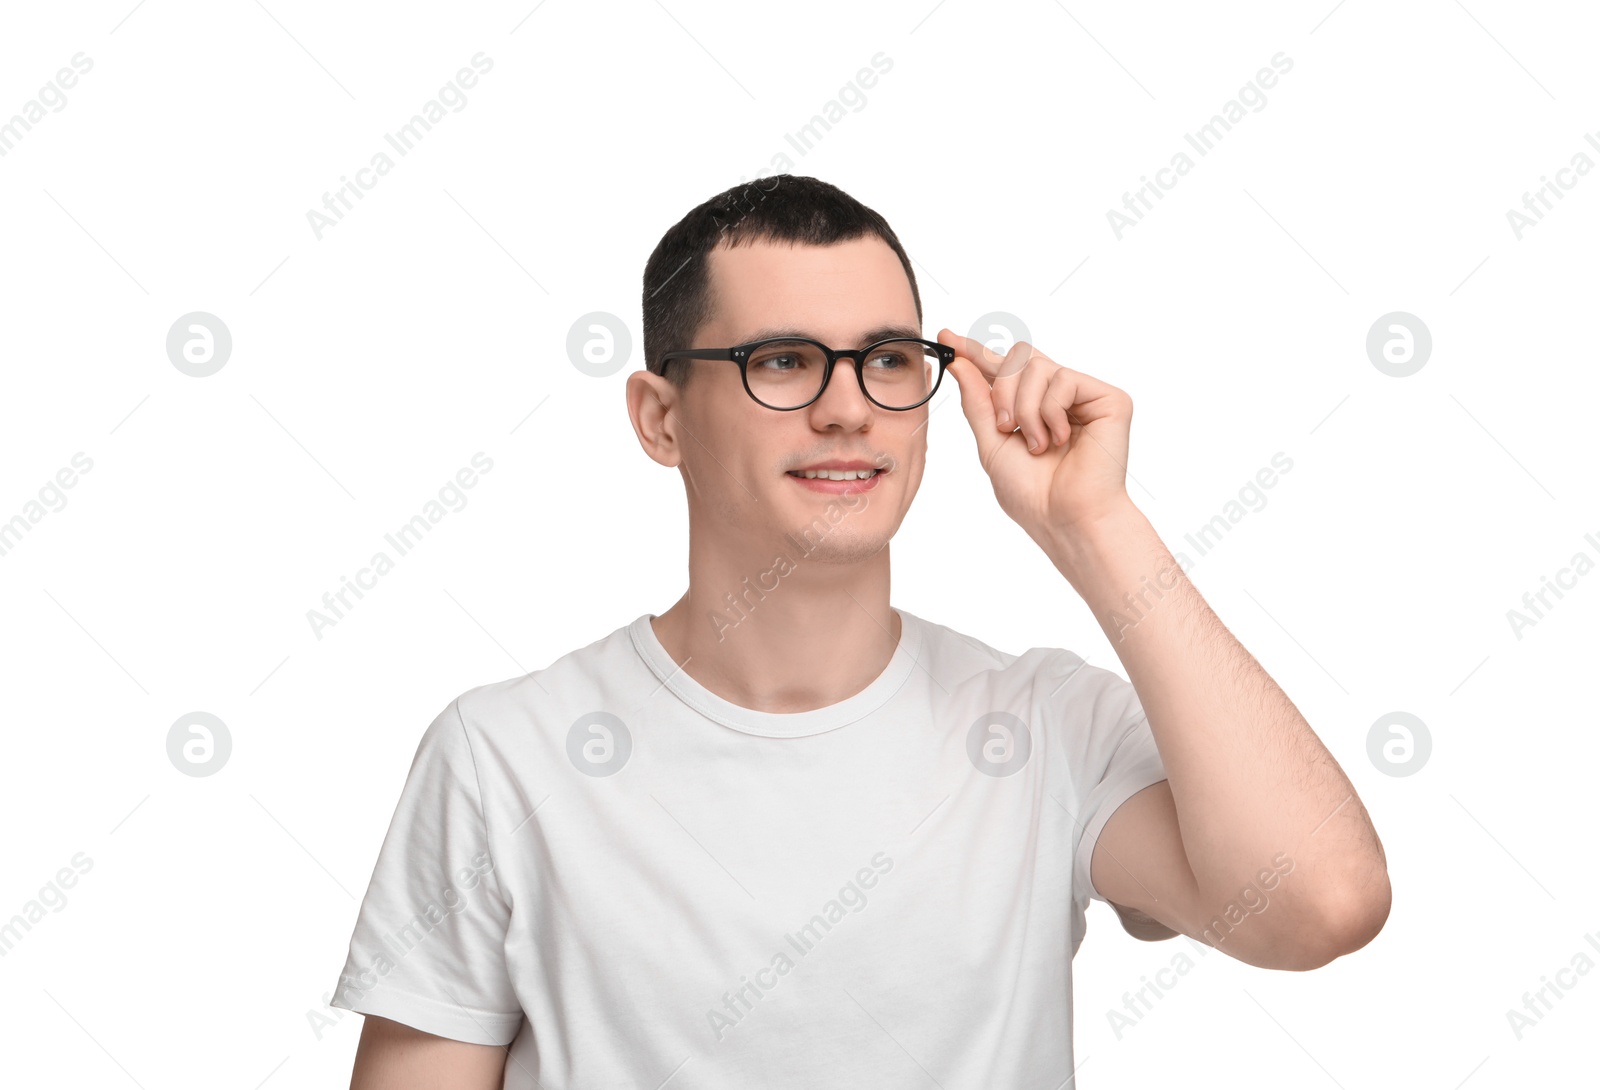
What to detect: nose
<box><xmin>807</xmin><ymin>354</ymin><xmax>875</xmax><ymax>427</ymax></box>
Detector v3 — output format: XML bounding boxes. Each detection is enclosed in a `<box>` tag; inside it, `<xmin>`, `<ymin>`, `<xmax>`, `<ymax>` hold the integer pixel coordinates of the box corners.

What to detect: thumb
<box><xmin>948</xmin><ymin>354</ymin><xmax>1003</xmax><ymax>469</ymax></box>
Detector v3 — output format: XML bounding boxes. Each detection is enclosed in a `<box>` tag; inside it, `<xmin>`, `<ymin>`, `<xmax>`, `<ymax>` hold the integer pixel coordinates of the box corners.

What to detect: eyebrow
<box><xmin>737</xmin><ymin>324</ymin><xmax>923</xmax><ymax>346</ymax></box>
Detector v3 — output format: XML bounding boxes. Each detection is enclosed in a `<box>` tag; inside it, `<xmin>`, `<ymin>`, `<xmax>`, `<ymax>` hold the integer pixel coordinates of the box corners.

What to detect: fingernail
<box><xmin>997</xmin><ymin>411</ymin><xmax>1010</xmax><ymax>428</ymax></box>
<box><xmin>1027</xmin><ymin>436</ymin><xmax>1039</xmax><ymax>451</ymax></box>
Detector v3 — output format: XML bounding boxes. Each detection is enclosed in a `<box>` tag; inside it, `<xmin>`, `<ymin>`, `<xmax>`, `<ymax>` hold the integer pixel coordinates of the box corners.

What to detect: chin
<box><xmin>775</xmin><ymin>523</ymin><xmax>888</xmax><ymax>566</ymax></box>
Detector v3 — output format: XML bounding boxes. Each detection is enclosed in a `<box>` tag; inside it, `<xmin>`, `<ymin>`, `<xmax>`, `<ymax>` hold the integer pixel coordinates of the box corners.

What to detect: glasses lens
<box><xmin>745</xmin><ymin>340</ymin><xmax>830</xmax><ymax>409</ymax></box>
<box><xmin>745</xmin><ymin>339</ymin><xmax>940</xmax><ymax>409</ymax></box>
<box><xmin>861</xmin><ymin>340</ymin><xmax>940</xmax><ymax>409</ymax></box>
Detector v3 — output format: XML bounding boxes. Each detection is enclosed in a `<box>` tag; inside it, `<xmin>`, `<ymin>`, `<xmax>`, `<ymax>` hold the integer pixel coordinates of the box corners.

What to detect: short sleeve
<box><xmin>1036</xmin><ymin>653</ymin><xmax>1169</xmax><ymax>906</ymax></box>
<box><xmin>329</xmin><ymin>698</ymin><xmax>524</xmax><ymax>1045</ymax></box>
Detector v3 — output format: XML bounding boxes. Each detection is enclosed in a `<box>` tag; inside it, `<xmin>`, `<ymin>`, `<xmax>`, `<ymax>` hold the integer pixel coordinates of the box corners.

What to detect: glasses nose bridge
<box><xmin>818</xmin><ymin>344</ymin><xmax>874</xmax><ymax>403</ymax></box>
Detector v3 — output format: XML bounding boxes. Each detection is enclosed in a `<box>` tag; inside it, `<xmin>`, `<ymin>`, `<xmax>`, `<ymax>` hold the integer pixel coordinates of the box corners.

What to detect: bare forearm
<box><xmin>1040</xmin><ymin>499</ymin><xmax>1389</xmax><ymax>953</ymax></box>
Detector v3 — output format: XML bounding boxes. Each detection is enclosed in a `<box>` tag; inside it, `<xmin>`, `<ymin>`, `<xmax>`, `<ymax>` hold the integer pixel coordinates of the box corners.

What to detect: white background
<box><xmin>1</xmin><ymin>0</ymin><xmax>1596</xmax><ymax>1086</ymax></box>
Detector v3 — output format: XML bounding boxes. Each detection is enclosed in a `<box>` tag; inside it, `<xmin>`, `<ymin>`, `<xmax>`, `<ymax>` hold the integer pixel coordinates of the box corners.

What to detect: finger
<box><xmin>1013</xmin><ymin>355</ymin><xmax>1056</xmax><ymax>452</ymax></box>
<box><xmin>1051</xmin><ymin>369</ymin><xmax>1128</xmax><ymax>426</ymax></box>
<box><xmin>1040</xmin><ymin>367</ymin><xmax>1076</xmax><ymax>446</ymax></box>
<box><xmin>947</xmin><ymin>355</ymin><xmax>1005</xmax><ymax>469</ymax></box>
<box><xmin>988</xmin><ymin>340</ymin><xmax>1036</xmax><ymax>437</ymax></box>
<box><xmin>937</xmin><ymin>328</ymin><xmax>1009</xmax><ymax>382</ymax></box>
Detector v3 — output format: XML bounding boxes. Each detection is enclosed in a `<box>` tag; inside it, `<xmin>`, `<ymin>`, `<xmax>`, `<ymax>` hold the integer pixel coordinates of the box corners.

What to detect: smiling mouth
<box><xmin>786</xmin><ymin>468</ymin><xmax>884</xmax><ymax>480</ymax></box>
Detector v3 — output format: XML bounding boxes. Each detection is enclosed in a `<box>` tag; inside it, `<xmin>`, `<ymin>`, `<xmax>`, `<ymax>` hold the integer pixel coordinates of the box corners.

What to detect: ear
<box><xmin>626</xmin><ymin>369</ymin><xmax>684</xmax><ymax>468</ymax></box>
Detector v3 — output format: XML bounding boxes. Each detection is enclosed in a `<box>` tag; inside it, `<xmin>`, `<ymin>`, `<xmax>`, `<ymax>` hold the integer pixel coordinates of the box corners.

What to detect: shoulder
<box><xmin>904</xmin><ymin>609</ymin><xmax>1017</xmax><ymax>680</ymax></box>
<box><xmin>917</xmin><ymin>611</ymin><xmax>1133</xmax><ymax>721</ymax></box>
<box><xmin>445</xmin><ymin>614</ymin><xmax>649</xmax><ymax>746</ymax></box>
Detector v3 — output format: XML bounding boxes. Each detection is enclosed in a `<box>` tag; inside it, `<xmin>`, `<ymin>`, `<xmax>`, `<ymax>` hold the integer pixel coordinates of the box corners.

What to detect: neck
<box><xmin>652</xmin><ymin>538</ymin><xmax>901</xmax><ymax>714</ymax></box>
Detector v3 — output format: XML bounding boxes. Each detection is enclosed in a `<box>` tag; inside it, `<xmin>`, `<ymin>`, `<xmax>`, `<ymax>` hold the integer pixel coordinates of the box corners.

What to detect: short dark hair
<box><xmin>641</xmin><ymin>175</ymin><xmax>923</xmax><ymax>390</ymax></box>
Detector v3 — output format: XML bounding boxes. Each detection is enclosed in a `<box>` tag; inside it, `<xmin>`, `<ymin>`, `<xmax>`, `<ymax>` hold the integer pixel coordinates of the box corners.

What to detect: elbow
<box><xmin>1337</xmin><ymin>865</ymin><xmax>1393</xmax><ymax>954</ymax></box>
<box><xmin>1284</xmin><ymin>866</ymin><xmax>1392</xmax><ymax>971</ymax></box>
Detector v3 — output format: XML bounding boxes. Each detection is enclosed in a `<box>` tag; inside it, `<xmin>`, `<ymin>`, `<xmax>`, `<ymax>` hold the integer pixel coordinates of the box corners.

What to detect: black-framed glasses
<box><xmin>658</xmin><ymin>336</ymin><xmax>957</xmax><ymax>411</ymax></box>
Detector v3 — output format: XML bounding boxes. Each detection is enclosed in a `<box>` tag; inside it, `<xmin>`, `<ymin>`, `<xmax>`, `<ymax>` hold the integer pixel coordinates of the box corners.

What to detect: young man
<box><xmin>332</xmin><ymin>176</ymin><xmax>1390</xmax><ymax>1088</ymax></box>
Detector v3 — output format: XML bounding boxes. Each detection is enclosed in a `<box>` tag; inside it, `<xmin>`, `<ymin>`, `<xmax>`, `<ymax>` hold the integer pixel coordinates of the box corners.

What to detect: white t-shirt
<box><xmin>331</xmin><ymin>606</ymin><xmax>1168</xmax><ymax>1087</ymax></box>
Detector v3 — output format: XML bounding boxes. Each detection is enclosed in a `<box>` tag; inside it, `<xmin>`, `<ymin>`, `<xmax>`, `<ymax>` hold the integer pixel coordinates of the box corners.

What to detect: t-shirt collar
<box><xmin>628</xmin><ymin>607</ymin><xmax>924</xmax><ymax>738</ymax></box>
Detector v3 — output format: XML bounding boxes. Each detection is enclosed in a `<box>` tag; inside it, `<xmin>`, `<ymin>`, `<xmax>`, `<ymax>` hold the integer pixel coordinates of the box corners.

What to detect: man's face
<box><xmin>659</xmin><ymin>235</ymin><xmax>929</xmax><ymax>565</ymax></box>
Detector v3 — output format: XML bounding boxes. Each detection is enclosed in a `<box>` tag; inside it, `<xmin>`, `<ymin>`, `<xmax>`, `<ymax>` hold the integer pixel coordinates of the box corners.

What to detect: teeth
<box><xmin>793</xmin><ymin>468</ymin><xmax>879</xmax><ymax>480</ymax></box>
